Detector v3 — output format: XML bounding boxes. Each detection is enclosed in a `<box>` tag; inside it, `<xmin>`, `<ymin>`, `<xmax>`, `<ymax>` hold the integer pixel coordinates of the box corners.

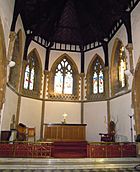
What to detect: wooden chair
<box><xmin>16</xmin><ymin>123</ymin><xmax>27</xmax><ymax>141</ymax></box>
<box><xmin>99</xmin><ymin>120</ymin><xmax>116</xmax><ymax>142</ymax></box>
<box><xmin>27</xmin><ymin>127</ymin><xmax>36</xmax><ymax>142</ymax></box>
<box><xmin>99</xmin><ymin>133</ymin><xmax>115</xmax><ymax>142</ymax></box>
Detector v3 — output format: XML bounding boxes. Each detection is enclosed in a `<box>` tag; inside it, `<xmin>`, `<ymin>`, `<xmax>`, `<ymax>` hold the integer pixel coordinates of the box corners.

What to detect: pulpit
<box><xmin>43</xmin><ymin>123</ymin><xmax>87</xmax><ymax>141</ymax></box>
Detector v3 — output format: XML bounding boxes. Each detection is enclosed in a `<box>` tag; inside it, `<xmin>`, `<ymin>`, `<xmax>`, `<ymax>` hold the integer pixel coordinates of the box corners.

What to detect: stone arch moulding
<box><xmin>87</xmin><ymin>53</ymin><xmax>104</xmax><ymax>74</ymax></box>
<box><xmin>9</xmin><ymin>29</ymin><xmax>23</xmax><ymax>91</ymax></box>
<box><xmin>0</xmin><ymin>17</ymin><xmax>7</xmax><ymax>110</ymax></box>
<box><xmin>50</xmin><ymin>53</ymin><xmax>79</xmax><ymax>73</ymax></box>
<box><xmin>132</xmin><ymin>56</ymin><xmax>140</xmax><ymax>135</ymax></box>
<box><xmin>110</xmin><ymin>37</ymin><xmax>128</xmax><ymax>96</ymax></box>
<box><xmin>48</xmin><ymin>53</ymin><xmax>80</xmax><ymax>101</ymax></box>
<box><xmin>86</xmin><ymin>53</ymin><xmax>106</xmax><ymax>101</ymax></box>
<box><xmin>21</xmin><ymin>48</ymin><xmax>43</xmax><ymax>98</ymax></box>
<box><xmin>110</xmin><ymin>38</ymin><xmax>120</xmax><ymax>96</ymax></box>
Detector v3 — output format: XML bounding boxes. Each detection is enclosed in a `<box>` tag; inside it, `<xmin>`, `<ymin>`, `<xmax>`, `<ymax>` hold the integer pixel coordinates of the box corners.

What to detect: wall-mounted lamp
<box><xmin>124</xmin><ymin>69</ymin><xmax>131</xmax><ymax>76</ymax></box>
<box><xmin>8</xmin><ymin>60</ymin><xmax>16</xmax><ymax>68</ymax></box>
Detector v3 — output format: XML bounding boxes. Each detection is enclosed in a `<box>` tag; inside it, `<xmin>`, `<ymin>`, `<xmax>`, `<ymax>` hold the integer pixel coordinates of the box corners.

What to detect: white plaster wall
<box><xmin>1</xmin><ymin>87</ymin><xmax>18</xmax><ymax>130</ymax></box>
<box><xmin>84</xmin><ymin>101</ymin><xmax>107</xmax><ymax>142</ymax></box>
<box><xmin>49</xmin><ymin>50</ymin><xmax>81</xmax><ymax>73</ymax></box>
<box><xmin>0</xmin><ymin>0</ymin><xmax>15</xmax><ymax>51</ymax></box>
<box><xmin>15</xmin><ymin>15</ymin><xmax>26</xmax><ymax>53</ymax></box>
<box><xmin>108</xmin><ymin>24</ymin><xmax>128</xmax><ymax>66</ymax></box>
<box><xmin>106</xmin><ymin>6</ymin><xmax>140</xmax><ymax>142</ymax></box>
<box><xmin>19</xmin><ymin>97</ymin><xmax>42</xmax><ymax>140</ymax></box>
<box><xmin>110</xmin><ymin>93</ymin><xmax>135</xmax><ymax>142</ymax></box>
<box><xmin>85</xmin><ymin>47</ymin><xmax>105</xmax><ymax>74</ymax></box>
<box><xmin>44</xmin><ymin>101</ymin><xmax>81</xmax><ymax>124</ymax></box>
<box><xmin>131</xmin><ymin>2</ymin><xmax>140</xmax><ymax>67</ymax></box>
<box><xmin>28</xmin><ymin>41</ymin><xmax>46</xmax><ymax>70</ymax></box>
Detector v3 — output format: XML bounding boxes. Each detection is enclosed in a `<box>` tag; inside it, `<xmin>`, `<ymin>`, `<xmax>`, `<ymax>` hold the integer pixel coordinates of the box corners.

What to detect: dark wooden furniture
<box><xmin>43</xmin><ymin>123</ymin><xmax>87</xmax><ymax>141</ymax></box>
<box><xmin>99</xmin><ymin>133</ymin><xmax>115</xmax><ymax>142</ymax></box>
<box><xmin>1</xmin><ymin>130</ymin><xmax>11</xmax><ymax>141</ymax></box>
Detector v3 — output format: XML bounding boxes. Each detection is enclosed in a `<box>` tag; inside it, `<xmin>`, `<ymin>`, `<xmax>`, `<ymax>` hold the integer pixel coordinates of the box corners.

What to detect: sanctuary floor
<box><xmin>0</xmin><ymin>169</ymin><xmax>139</xmax><ymax>172</ymax></box>
<box><xmin>0</xmin><ymin>158</ymin><xmax>140</xmax><ymax>171</ymax></box>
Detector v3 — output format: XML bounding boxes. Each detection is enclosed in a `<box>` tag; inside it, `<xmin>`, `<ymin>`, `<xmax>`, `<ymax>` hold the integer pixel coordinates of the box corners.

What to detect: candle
<box><xmin>63</xmin><ymin>113</ymin><xmax>67</xmax><ymax>119</ymax></box>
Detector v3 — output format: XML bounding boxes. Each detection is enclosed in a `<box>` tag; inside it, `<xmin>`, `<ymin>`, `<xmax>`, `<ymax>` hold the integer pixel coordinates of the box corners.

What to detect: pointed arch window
<box><xmin>54</xmin><ymin>58</ymin><xmax>73</xmax><ymax>94</ymax></box>
<box><xmin>24</xmin><ymin>64</ymin><xmax>30</xmax><ymax>89</ymax></box>
<box><xmin>22</xmin><ymin>49</ymin><xmax>42</xmax><ymax>98</ymax></box>
<box><xmin>111</xmin><ymin>39</ymin><xmax>127</xmax><ymax>96</ymax></box>
<box><xmin>118</xmin><ymin>46</ymin><xmax>126</xmax><ymax>88</ymax></box>
<box><xmin>23</xmin><ymin>57</ymin><xmax>35</xmax><ymax>91</ymax></box>
<box><xmin>92</xmin><ymin>58</ymin><xmax>104</xmax><ymax>94</ymax></box>
<box><xmin>48</xmin><ymin>54</ymin><xmax>79</xmax><ymax>101</ymax></box>
<box><xmin>86</xmin><ymin>55</ymin><xmax>105</xmax><ymax>100</ymax></box>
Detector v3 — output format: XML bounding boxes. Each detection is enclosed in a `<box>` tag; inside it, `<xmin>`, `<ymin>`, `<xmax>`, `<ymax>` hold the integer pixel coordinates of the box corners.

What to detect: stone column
<box><xmin>104</xmin><ymin>67</ymin><xmax>110</xmax><ymax>131</ymax></box>
<box><xmin>7</xmin><ymin>32</ymin><xmax>17</xmax><ymax>61</ymax></box>
<box><xmin>126</xmin><ymin>43</ymin><xmax>134</xmax><ymax>75</ymax></box>
<box><xmin>80</xmin><ymin>73</ymin><xmax>85</xmax><ymax>124</ymax></box>
<box><xmin>7</xmin><ymin>32</ymin><xmax>17</xmax><ymax>82</ymax></box>
<box><xmin>104</xmin><ymin>66</ymin><xmax>109</xmax><ymax>98</ymax></box>
<box><xmin>40</xmin><ymin>70</ymin><xmax>48</xmax><ymax>140</ymax></box>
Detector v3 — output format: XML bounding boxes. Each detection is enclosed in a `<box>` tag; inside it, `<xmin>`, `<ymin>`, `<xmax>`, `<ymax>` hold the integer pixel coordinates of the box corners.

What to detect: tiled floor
<box><xmin>0</xmin><ymin>169</ymin><xmax>139</xmax><ymax>172</ymax></box>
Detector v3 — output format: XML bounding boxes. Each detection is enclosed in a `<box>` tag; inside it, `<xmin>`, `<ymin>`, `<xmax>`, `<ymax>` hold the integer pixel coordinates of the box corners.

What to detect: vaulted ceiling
<box><xmin>13</xmin><ymin>0</ymin><xmax>137</xmax><ymax>47</ymax></box>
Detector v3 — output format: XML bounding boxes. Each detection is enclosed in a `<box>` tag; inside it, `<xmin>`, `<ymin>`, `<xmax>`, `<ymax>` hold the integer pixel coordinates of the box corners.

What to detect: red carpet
<box><xmin>51</xmin><ymin>141</ymin><xmax>87</xmax><ymax>158</ymax></box>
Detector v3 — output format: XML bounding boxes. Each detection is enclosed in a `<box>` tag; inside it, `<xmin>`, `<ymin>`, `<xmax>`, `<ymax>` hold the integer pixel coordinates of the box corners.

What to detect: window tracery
<box><xmin>86</xmin><ymin>54</ymin><xmax>105</xmax><ymax>100</ymax></box>
<box><xmin>48</xmin><ymin>54</ymin><xmax>79</xmax><ymax>101</ymax></box>
<box><xmin>111</xmin><ymin>38</ymin><xmax>128</xmax><ymax>96</ymax></box>
<box><xmin>21</xmin><ymin>49</ymin><xmax>42</xmax><ymax>98</ymax></box>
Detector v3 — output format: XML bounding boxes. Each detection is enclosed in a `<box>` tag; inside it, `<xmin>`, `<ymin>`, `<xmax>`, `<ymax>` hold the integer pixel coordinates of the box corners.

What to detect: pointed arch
<box><xmin>9</xmin><ymin>29</ymin><xmax>22</xmax><ymax>91</ymax></box>
<box><xmin>48</xmin><ymin>53</ymin><xmax>80</xmax><ymax>100</ymax></box>
<box><xmin>0</xmin><ymin>17</ymin><xmax>7</xmax><ymax>110</ymax></box>
<box><xmin>132</xmin><ymin>56</ymin><xmax>140</xmax><ymax>134</ymax></box>
<box><xmin>86</xmin><ymin>54</ymin><xmax>106</xmax><ymax>100</ymax></box>
<box><xmin>21</xmin><ymin>48</ymin><xmax>42</xmax><ymax>98</ymax></box>
<box><xmin>110</xmin><ymin>38</ymin><xmax>128</xmax><ymax>96</ymax></box>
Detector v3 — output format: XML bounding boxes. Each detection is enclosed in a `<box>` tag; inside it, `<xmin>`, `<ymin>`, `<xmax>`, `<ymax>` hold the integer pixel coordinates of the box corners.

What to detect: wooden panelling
<box><xmin>43</xmin><ymin>124</ymin><xmax>87</xmax><ymax>141</ymax></box>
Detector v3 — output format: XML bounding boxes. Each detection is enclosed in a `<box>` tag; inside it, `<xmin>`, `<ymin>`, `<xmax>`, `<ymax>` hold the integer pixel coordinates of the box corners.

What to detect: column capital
<box><xmin>44</xmin><ymin>70</ymin><xmax>49</xmax><ymax>75</ymax></box>
<box><xmin>125</xmin><ymin>43</ymin><xmax>134</xmax><ymax>75</ymax></box>
<box><xmin>104</xmin><ymin>66</ymin><xmax>109</xmax><ymax>71</ymax></box>
<box><xmin>125</xmin><ymin>43</ymin><xmax>133</xmax><ymax>51</ymax></box>
<box><xmin>80</xmin><ymin>73</ymin><xmax>85</xmax><ymax>78</ymax></box>
<box><xmin>9</xmin><ymin>31</ymin><xmax>17</xmax><ymax>42</ymax></box>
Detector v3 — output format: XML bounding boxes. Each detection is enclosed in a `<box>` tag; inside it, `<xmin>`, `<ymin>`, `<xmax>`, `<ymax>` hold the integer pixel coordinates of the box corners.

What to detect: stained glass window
<box><xmin>118</xmin><ymin>46</ymin><xmax>126</xmax><ymax>88</ymax></box>
<box><xmin>24</xmin><ymin>65</ymin><xmax>30</xmax><ymax>89</ymax></box>
<box><xmin>99</xmin><ymin>70</ymin><xmax>104</xmax><ymax>93</ymax></box>
<box><xmin>29</xmin><ymin>67</ymin><xmax>35</xmax><ymax>90</ymax></box>
<box><xmin>93</xmin><ymin>72</ymin><xmax>98</xmax><ymax>94</ymax></box>
<box><xmin>111</xmin><ymin>39</ymin><xmax>128</xmax><ymax>96</ymax></box>
<box><xmin>92</xmin><ymin>58</ymin><xmax>104</xmax><ymax>94</ymax></box>
<box><xmin>54</xmin><ymin>71</ymin><xmax>63</xmax><ymax>94</ymax></box>
<box><xmin>23</xmin><ymin>57</ymin><xmax>35</xmax><ymax>90</ymax></box>
<box><xmin>54</xmin><ymin>58</ymin><xmax>73</xmax><ymax>94</ymax></box>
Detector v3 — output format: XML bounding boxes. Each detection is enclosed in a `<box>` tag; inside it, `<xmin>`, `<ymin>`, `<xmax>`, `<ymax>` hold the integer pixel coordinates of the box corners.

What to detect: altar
<box><xmin>43</xmin><ymin>123</ymin><xmax>87</xmax><ymax>142</ymax></box>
